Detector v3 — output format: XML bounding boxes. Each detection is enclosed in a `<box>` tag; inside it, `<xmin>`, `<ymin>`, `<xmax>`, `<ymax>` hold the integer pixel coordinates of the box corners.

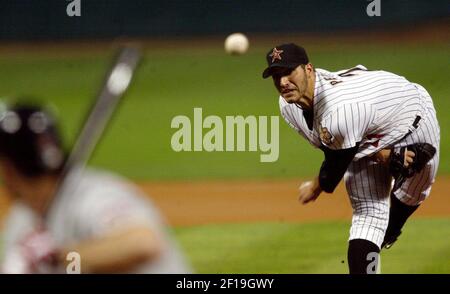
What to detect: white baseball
<box><xmin>224</xmin><ymin>33</ymin><xmax>249</xmax><ymax>55</ymax></box>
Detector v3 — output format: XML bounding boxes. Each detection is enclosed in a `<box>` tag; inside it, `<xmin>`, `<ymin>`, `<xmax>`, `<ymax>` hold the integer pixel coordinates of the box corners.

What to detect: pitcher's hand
<box><xmin>299</xmin><ymin>177</ymin><xmax>323</xmax><ymax>205</ymax></box>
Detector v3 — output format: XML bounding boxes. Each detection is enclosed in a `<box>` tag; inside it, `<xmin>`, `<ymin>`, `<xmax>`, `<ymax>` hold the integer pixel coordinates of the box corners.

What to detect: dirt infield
<box><xmin>2</xmin><ymin>177</ymin><xmax>448</xmax><ymax>227</ymax></box>
<box><xmin>140</xmin><ymin>176</ymin><xmax>450</xmax><ymax>226</ymax></box>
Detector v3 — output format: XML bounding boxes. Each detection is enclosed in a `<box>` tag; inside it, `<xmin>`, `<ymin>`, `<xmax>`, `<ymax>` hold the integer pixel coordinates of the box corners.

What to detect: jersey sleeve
<box><xmin>319</xmin><ymin>143</ymin><xmax>359</xmax><ymax>193</ymax></box>
<box><xmin>319</xmin><ymin>102</ymin><xmax>375</xmax><ymax>150</ymax></box>
<box><xmin>75</xmin><ymin>182</ymin><xmax>164</xmax><ymax>239</ymax></box>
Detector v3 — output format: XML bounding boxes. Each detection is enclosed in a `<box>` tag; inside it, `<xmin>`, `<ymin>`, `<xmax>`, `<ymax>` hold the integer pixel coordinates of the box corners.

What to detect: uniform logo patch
<box><xmin>319</xmin><ymin>125</ymin><xmax>334</xmax><ymax>145</ymax></box>
<box><xmin>269</xmin><ymin>47</ymin><xmax>283</xmax><ymax>63</ymax></box>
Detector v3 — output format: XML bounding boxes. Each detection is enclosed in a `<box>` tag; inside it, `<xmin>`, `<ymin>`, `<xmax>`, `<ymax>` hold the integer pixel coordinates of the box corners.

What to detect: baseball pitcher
<box><xmin>262</xmin><ymin>43</ymin><xmax>440</xmax><ymax>274</ymax></box>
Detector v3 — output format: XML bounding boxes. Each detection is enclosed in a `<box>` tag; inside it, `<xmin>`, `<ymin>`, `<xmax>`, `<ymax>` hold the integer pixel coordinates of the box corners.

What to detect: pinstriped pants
<box><xmin>345</xmin><ymin>85</ymin><xmax>440</xmax><ymax>248</ymax></box>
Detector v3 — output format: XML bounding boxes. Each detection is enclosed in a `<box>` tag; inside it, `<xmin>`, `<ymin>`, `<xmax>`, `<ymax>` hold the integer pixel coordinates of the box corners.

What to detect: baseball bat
<box><xmin>44</xmin><ymin>46</ymin><xmax>142</xmax><ymax>217</ymax></box>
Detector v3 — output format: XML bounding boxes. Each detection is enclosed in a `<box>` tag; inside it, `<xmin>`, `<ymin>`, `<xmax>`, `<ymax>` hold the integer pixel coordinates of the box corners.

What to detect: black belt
<box><xmin>398</xmin><ymin>115</ymin><xmax>421</xmax><ymax>143</ymax></box>
<box><xmin>412</xmin><ymin>115</ymin><xmax>421</xmax><ymax>129</ymax></box>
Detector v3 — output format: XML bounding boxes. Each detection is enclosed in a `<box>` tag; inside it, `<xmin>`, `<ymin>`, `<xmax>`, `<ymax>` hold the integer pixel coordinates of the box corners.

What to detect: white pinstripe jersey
<box><xmin>279</xmin><ymin>65</ymin><xmax>428</xmax><ymax>159</ymax></box>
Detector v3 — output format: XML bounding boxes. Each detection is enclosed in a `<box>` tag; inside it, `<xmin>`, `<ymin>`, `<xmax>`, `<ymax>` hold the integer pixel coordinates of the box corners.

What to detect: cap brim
<box><xmin>262</xmin><ymin>67</ymin><xmax>274</xmax><ymax>79</ymax></box>
<box><xmin>262</xmin><ymin>64</ymin><xmax>297</xmax><ymax>79</ymax></box>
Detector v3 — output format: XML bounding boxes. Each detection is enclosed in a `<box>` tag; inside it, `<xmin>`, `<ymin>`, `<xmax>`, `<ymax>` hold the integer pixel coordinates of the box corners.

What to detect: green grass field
<box><xmin>0</xmin><ymin>41</ymin><xmax>449</xmax><ymax>273</ymax></box>
<box><xmin>175</xmin><ymin>218</ymin><xmax>450</xmax><ymax>273</ymax></box>
<box><xmin>0</xmin><ymin>43</ymin><xmax>448</xmax><ymax>180</ymax></box>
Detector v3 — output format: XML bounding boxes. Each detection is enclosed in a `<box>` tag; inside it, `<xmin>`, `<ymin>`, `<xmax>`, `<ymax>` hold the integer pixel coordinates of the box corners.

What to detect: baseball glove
<box><xmin>390</xmin><ymin>143</ymin><xmax>436</xmax><ymax>192</ymax></box>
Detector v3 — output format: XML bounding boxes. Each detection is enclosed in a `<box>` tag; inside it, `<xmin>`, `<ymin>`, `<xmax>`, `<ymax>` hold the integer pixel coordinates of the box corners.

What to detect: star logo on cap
<box><xmin>269</xmin><ymin>47</ymin><xmax>283</xmax><ymax>63</ymax></box>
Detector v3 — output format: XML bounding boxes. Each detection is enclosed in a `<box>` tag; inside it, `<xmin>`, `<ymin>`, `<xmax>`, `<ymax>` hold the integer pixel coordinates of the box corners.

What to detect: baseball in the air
<box><xmin>224</xmin><ymin>33</ymin><xmax>249</xmax><ymax>55</ymax></box>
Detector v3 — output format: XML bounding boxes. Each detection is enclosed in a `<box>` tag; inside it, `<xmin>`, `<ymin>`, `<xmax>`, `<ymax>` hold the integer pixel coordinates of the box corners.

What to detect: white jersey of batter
<box><xmin>279</xmin><ymin>65</ymin><xmax>440</xmax><ymax>248</ymax></box>
<box><xmin>1</xmin><ymin>169</ymin><xmax>191</xmax><ymax>274</ymax></box>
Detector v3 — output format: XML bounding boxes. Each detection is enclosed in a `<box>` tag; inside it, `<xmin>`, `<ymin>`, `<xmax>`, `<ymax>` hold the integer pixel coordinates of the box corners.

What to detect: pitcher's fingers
<box><xmin>406</xmin><ymin>150</ymin><xmax>415</xmax><ymax>157</ymax></box>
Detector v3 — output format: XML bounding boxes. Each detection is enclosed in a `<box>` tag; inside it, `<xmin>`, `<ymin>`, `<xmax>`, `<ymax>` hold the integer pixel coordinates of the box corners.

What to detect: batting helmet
<box><xmin>0</xmin><ymin>101</ymin><xmax>65</xmax><ymax>177</ymax></box>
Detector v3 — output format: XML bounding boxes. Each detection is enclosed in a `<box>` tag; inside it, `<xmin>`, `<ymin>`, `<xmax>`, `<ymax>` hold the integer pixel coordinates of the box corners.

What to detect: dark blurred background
<box><xmin>0</xmin><ymin>0</ymin><xmax>448</xmax><ymax>40</ymax></box>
